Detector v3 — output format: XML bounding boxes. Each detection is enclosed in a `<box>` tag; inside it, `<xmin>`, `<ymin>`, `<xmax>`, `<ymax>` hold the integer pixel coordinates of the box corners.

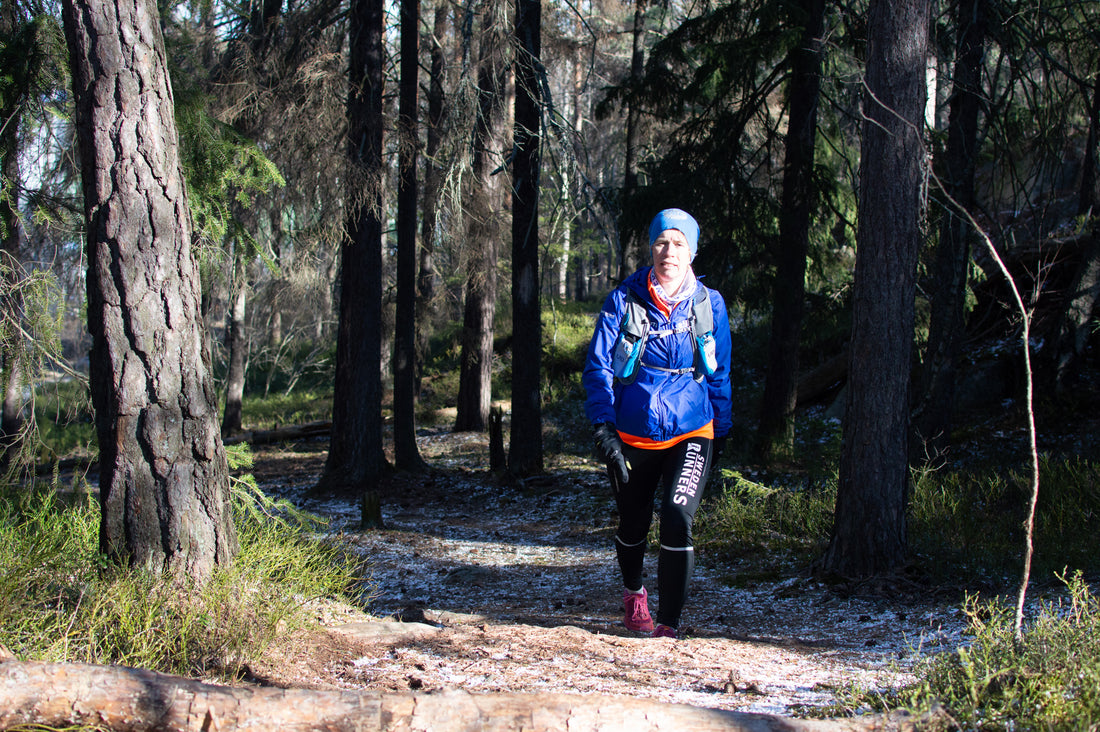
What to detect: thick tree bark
<box><xmin>316</xmin><ymin>0</ymin><xmax>387</xmax><ymax>526</ymax></box>
<box><xmin>0</xmin><ymin>660</ymin><xmax>877</xmax><ymax>732</ymax></box>
<box><xmin>455</xmin><ymin>7</ymin><xmax>508</xmax><ymax>433</ymax></box>
<box><xmin>393</xmin><ymin>0</ymin><xmax>425</xmax><ymax>471</ymax></box>
<box><xmin>755</xmin><ymin>0</ymin><xmax>826</xmax><ymax>464</ymax></box>
<box><xmin>61</xmin><ymin>0</ymin><xmax>238</xmax><ymax>580</ymax></box>
<box><xmin>508</xmin><ymin>0</ymin><xmax>544</xmax><ymax>476</ymax></box>
<box><xmin>821</xmin><ymin>0</ymin><xmax>930</xmax><ymax>578</ymax></box>
<box><xmin>912</xmin><ymin>0</ymin><xmax>986</xmax><ymax>464</ymax></box>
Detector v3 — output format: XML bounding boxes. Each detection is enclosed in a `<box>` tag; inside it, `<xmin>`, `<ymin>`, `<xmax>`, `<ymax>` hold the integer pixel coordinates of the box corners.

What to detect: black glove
<box><xmin>593</xmin><ymin>422</ymin><xmax>629</xmax><ymax>484</ymax></box>
<box><xmin>712</xmin><ymin>436</ymin><xmax>726</xmax><ymax>462</ymax></box>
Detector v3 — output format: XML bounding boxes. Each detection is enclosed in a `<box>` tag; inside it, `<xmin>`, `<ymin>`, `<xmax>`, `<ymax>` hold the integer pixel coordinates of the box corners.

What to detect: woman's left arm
<box><xmin>706</xmin><ymin>288</ymin><xmax>734</xmax><ymax>439</ymax></box>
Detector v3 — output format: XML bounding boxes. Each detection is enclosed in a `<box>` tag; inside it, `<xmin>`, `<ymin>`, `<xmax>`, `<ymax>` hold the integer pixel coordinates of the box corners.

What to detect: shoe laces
<box><xmin>624</xmin><ymin>591</ymin><xmax>648</xmax><ymax>620</ymax></box>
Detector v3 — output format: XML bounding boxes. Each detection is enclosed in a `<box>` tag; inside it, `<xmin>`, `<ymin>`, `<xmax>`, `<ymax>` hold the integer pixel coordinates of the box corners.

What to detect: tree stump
<box><xmin>489</xmin><ymin>405</ymin><xmax>506</xmax><ymax>469</ymax></box>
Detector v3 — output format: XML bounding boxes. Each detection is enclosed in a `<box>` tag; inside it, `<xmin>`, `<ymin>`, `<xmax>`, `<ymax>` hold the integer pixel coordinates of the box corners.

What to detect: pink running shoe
<box><xmin>622</xmin><ymin>588</ymin><xmax>655</xmax><ymax>633</ymax></box>
<box><xmin>651</xmin><ymin>624</ymin><xmax>677</xmax><ymax>639</ymax></box>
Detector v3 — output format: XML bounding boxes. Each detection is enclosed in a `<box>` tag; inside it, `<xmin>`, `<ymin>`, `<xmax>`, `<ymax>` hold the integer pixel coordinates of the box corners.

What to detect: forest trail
<box><xmin>245</xmin><ymin>429</ymin><xmax>967</xmax><ymax>720</ymax></box>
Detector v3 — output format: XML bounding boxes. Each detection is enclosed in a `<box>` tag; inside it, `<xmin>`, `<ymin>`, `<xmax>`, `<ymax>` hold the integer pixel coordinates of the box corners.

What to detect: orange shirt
<box><xmin>620</xmin><ymin>421</ymin><xmax>715</xmax><ymax>450</ymax></box>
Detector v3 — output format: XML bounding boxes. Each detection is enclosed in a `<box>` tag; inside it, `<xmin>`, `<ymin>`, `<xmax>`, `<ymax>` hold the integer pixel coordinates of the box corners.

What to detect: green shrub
<box><xmin>417</xmin><ymin>368</ymin><xmax>460</xmax><ymax>423</ymax></box>
<box><xmin>0</xmin><ymin>446</ymin><xmax>361</xmax><ymax>678</ymax></box>
<box><xmin>241</xmin><ymin>339</ymin><xmax>335</xmax><ymax>397</ymax></box>
<box><xmin>867</xmin><ymin>571</ymin><xmax>1100</xmax><ymax>730</ymax></box>
<box><xmin>909</xmin><ymin>457</ymin><xmax>1100</xmax><ymax>583</ymax></box>
<box><xmin>909</xmin><ymin>466</ymin><xmax>1024</xmax><ymax>581</ymax></box>
<box><xmin>423</xmin><ymin>321</ymin><xmax>465</xmax><ymax>375</ymax></box>
<box><xmin>694</xmin><ymin>468</ymin><xmax>835</xmax><ymax>564</ymax></box>
<box><xmin>33</xmin><ymin>379</ymin><xmax>97</xmax><ymax>462</ymax></box>
<box><xmin>241</xmin><ymin>389</ymin><xmax>333</xmax><ymax>430</ymax></box>
<box><xmin>1032</xmin><ymin>457</ymin><xmax>1100</xmax><ymax>573</ymax></box>
<box><xmin>695</xmin><ymin>454</ymin><xmax>1100</xmax><ymax>585</ymax></box>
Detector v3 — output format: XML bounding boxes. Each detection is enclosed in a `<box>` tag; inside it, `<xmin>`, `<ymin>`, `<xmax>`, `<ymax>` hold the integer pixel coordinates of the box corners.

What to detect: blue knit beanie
<box><xmin>648</xmin><ymin>208</ymin><xmax>700</xmax><ymax>260</ymax></box>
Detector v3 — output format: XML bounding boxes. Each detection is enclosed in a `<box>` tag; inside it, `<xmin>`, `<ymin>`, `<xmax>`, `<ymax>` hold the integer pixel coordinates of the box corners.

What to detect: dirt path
<box><xmin>246</xmin><ymin>431</ymin><xmax>968</xmax><ymax>719</ymax></box>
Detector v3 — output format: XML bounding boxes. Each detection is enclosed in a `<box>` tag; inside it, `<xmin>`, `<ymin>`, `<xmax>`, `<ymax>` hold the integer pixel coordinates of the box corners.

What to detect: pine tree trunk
<box><xmin>509</xmin><ymin>0</ymin><xmax>544</xmax><ymax>475</ymax></box>
<box><xmin>821</xmin><ymin>0</ymin><xmax>931</xmax><ymax>578</ymax></box>
<box><xmin>574</xmin><ymin>249</ymin><xmax>588</xmax><ymax>300</ymax></box>
<box><xmin>221</xmin><ymin>270</ymin><xmax>248</xmax><ymax>437</ymax></box>
<box><xmin>316</xmin><ymin>0</ymin><xmax>387</xmax><ymax>526</ymax></box>
<box><xmin>0</xmin><ymin>346</ymin><xmax>24</xmax><ymax>463</ymax></box>
<box><xmin>563</xmin><ymin>59</ymin><xmax>585</xmax><ymax>302</ymax></box>
<box><xmin>619</xmin><ymin>0</ymin><xmax>647</xmax><ymax>280</ymax></box>
<box><xmin>416</xmin><ymin>1</ymin><xmax>448</xmax><ymax>394</ymax></box>
<box><xmin>455</xmin><ymin>8</ymin><xmax>507</xmax><ymax>433</ymax></box>
<box><xmin>0</xmin><ymin>24</ymin><xmax>27</xmax><ymax>464</ymax></box>
<box><xmin>0</xmin><ymin>132</ymin><xmax>26</xmax><ymax>462</ymax></box>
<box><xmin>455</xmin><ymin>233</ymin><xmax>497</xmax><ymax>431</ymax></box>
<box><xmin>912</xmin><ymin>0</ymin><xmax>986</xmax><ymax>463</ymax></box>
<box><xmin>393</xmin><ymin>0</ymin><xmax>425</xmax><ymax>471</ymax></box>
<box><xmin>61</xmin><ymin>0</ymin><xmax>238</xmax><ymax>581</ymax></box>
<box><xmin>755</xmin><ymin>0</ymin><xmax>825</xmax><ymax>464</ymax></box>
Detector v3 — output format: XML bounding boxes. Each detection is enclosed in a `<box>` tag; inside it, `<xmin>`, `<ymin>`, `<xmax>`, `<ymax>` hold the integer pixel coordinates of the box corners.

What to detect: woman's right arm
<box><xmin>582</xmin><ymin>293</ymin><xmax>623</xmax><ymax>426</ymax></box>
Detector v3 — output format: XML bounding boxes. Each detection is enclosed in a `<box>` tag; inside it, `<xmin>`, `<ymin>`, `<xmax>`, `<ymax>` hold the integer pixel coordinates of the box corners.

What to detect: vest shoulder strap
<box><xmin>691</xmin><ymin>286</ymin><xmax>712</xmax><ymax>336</ymax></box>
<box><xmin>623</xmin><ymin>290</ymin><xmax>650</xmax><ymax>335</ymax></box>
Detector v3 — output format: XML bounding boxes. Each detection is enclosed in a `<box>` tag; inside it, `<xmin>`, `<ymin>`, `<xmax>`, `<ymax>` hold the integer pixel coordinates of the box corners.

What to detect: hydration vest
<box><xmin>611</xmin><ymin>287</ymin><xmax>718</xmax><ymax>385</ymax></box>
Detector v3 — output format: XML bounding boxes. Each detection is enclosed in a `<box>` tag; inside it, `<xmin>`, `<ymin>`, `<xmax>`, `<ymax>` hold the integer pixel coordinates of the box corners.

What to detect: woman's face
<box><xmin>650</xmin><ymin>229</ymin><xmax>692</xmax><ymax>292</ymax></box>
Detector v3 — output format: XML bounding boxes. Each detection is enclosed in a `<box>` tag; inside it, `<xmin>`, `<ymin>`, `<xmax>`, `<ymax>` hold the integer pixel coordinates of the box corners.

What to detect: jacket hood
<box><xmin>622</xmin><ymin>268</ymin><xmax>652</xmax><ymax>301</ymax></box>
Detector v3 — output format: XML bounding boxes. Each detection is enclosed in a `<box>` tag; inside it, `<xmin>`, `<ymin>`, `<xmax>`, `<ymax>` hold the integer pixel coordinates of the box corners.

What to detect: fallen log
<box><xmin>222</xmin><ymin>420</ymin><xmax>332</xmax><ymax>446</ymax></box>
<box><xmin>796</xmin><ymin>349</ymin><xmax>848</xmax><ymax>407</ymax></box>
<box><xmin>33</xmin><ymin>422</ymin><xmax>334</xmax><ymax>477</ymax></box>
<box><xmin>0</xmin><ymin>659</ymin><xmax>897</xmax><ymax>732</ymax></box>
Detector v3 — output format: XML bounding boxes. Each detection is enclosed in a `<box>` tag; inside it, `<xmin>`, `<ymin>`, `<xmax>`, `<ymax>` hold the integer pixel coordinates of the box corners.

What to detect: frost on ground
<box><xmin>247</xmin><ymin>429</ymin><xmax>969</xmax><ymax>718</ymax></box>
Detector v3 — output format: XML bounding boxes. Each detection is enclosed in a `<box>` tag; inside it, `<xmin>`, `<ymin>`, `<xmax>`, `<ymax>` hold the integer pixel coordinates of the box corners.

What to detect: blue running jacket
<box><xmin>583</xmin><ymin>268</ymin><xmax>733</xmax><ymax>443</ymax></box>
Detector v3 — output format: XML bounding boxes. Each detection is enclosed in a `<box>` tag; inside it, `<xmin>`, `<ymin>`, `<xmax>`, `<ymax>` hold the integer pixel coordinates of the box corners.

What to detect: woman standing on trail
<box><xmin>583</xmin><ymin>208</ymin><xmax>733</xmax><ymax>639</ymax></box>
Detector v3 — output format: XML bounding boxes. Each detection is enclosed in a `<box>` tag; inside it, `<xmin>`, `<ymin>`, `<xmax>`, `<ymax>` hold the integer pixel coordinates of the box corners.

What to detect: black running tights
<box><xmin>609</xmin><ymin>436</ymin><xmax>713</xmax><ymax>628</ymax></box>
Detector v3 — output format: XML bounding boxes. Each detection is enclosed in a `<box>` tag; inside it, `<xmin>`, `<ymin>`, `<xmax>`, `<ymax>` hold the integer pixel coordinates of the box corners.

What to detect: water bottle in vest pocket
<box><xmin>612</xmin><ymin>307</ymin><xmax>649</xmax><ymax>384</ymax></box>
<box><xmin>696</xmin><ymin>332</ymin><xmax>718</xmax><ymax>378</ymax></box>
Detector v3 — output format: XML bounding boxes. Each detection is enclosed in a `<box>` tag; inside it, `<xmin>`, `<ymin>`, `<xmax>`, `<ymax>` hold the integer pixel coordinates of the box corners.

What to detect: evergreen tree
<box><xmin>61</xmin><ymin>0</ymin><xmax>239</xmax><ymax>581</ymax></box>
<box><xmin>822</xmin><ymin>0</ymin><xmax>932</xmax><ymax>577</ymax></box>
<box><xmin>509</xmin><ymin>0</ymin><xmax>544</xmax><ymax>475</ymax></box>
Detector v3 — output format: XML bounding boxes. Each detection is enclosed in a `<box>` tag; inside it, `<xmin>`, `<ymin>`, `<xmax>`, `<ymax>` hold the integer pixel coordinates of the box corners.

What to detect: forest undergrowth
<box><xmin>7</xmin><ymin>309</ymin><xmax>1100</xmax><ymax>728</ymax></box>
<box><xmin>5</xmin><ymin>376</ymin><xmax>1100</xmax><ymax>729</ymax></box>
